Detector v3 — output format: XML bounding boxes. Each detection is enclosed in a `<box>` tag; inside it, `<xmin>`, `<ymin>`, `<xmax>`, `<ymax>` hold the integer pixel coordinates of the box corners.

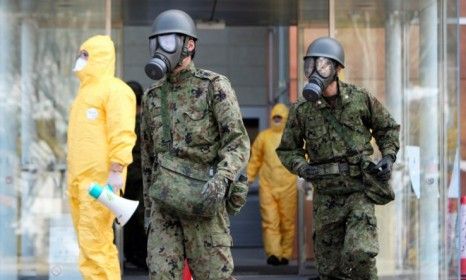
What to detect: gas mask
<box><xmin>145</xmin><ymin>33</ymin><xmax>188</xmax><ymax>80</ymax></box>
<box><xmin>302</xmin><ymin>57</ymin><xmax>337</xmax><ymax>102</ymax></box>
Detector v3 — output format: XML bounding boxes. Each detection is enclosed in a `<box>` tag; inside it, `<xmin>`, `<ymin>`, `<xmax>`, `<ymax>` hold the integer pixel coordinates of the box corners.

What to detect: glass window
<box><xmin>0</xmin><ymin>1</ymin><xmax>109</xmax><ymax>278</ymax></box>
<box><xmin>297</xmin><ymin>0</ymin><xmax>459</xmax><ymax>279</ymax></box>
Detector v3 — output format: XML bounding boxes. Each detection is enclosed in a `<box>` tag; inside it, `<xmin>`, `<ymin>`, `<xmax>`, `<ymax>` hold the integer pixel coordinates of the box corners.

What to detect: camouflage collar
<box><xmin>339</xmin><ymin>81</ymin><xmax>352</xmax><ymax>106</ymax></box>
<box><xmin>168</xmin><ymin>62</ymin><xmax>196</xmax><ymax>84</ymax></box>
<box><xmin>314</xmin><ymin>81</ymin><xmax>352</xmax><ymax>109</ymax></box>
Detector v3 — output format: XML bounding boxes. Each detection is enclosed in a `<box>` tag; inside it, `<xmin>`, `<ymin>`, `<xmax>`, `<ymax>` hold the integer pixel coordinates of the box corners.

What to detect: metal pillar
<box><xmin>297</xmin><ymin>181</ymin><xmax>306</xmax><ymax>275</ymax></box>
<box><xmin>20</xmin><ymin>1</ymin><xmax>36</xmax><ymax>175</ymax></box>
<box><xmin>277</xmin><ymin>26</ymin><xmax>288</xmax><ymax>104</ymax></box>
<box><xmin>384</xmin><ymin>0</ymin><xmax>404</xmax><ymax>270</ymax></box>
<box><xmin>419</xmin><ymin>0</ymin><xmax>439</xmax><ymax>279</ymax></box>
<box><xmin>0</xmin><ymin>0</ymin><xmax>18</xmax><ymax>279</ymax></box>
<box><xmin>105</xmin><ymin>0</ymin><xmax>111</xmax><ymax>36</ymax></box>
<box><xmin>20</xmin><ymin>1</ymin><xmax>37</xmax><ymax>270</ymax></box>
<box><xmin>267</xmin><ymin>28</ymin><xmax>275</xmax><ymax>106</ymax></box>
<box><xmin>329</xmin><ymin>0</ymin><xmax>335</xmax><ymax>37</ymax></box>
<box><xmin>385</xmin><ymin>2</ymin><xmax>403</xmax><ymax>124</ymax></box>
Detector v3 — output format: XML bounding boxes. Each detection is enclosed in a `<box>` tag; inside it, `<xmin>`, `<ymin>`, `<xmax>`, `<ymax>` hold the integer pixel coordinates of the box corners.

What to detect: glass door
<box><xmin>331</xmin><ymin>0</ymin><xmax>460</xmax><ymax>279</ymax></box>
<box><xmin>0</xmin><ymin>1</ymin><xmax>109</xmax><ymax>278</ymax></box>
<box><xmin>296</xmin><ymin>0</ymin><xmax>460</xmax><ymax>279</ymax></box>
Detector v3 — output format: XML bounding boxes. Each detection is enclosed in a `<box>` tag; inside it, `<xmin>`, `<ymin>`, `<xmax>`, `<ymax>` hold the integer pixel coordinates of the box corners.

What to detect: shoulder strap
<box><xmin>206</xmin><ymin>76</ymin><xmax>221</xmax><ymax>110</ymax></box>
<box><xmin>321</xmin><ymin>108</ymin><xmax>359</xmax><ymax>154</ymax></box>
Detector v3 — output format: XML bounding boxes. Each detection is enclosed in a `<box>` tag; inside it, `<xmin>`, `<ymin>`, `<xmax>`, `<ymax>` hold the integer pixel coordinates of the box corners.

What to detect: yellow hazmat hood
<box><xmin>75</xmin><ymin>35</ymin><xmax>115</xmax><ymax>82</ymax></box>
<box><xmin>270</xmin><ymin>103</ymin><xmax>289</xmax><ymax>132</ymax></box>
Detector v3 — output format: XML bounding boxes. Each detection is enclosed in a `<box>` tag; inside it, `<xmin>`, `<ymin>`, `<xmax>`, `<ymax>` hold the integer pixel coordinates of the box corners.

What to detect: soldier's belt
<box><xmin>312</xmin><ymin>162</ymin><xmax>361</xmax><ymax>176</ymax></box>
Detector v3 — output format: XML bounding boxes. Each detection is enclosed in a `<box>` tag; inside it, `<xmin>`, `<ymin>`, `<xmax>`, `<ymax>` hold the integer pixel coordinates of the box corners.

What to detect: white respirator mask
<box><xmin>73</xmin><ymin>57</ymin><xmax>88</xmax><ymax>72</ymax></box>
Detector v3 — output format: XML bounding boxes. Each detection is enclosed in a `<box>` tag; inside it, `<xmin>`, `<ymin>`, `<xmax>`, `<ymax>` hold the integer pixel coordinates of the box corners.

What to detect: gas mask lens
<box><xmin>315</xmin><ymin>57</ymin><xmax>334</xmax><ymax>78</ymax></box>
<box><xmin>149</xmin><ymin>34</ymin><xmax>178</xmax><ymax>56</ymax></box>
<box><xmin>158</xmin><ymin>34</ymin><xmax>177</xmax><ymax>53</ymax></box>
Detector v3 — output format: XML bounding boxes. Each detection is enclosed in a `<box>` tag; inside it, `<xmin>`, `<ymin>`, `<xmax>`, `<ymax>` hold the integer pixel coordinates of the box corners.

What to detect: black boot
<box><xmin>266</xmin><ymin>255</ymin><xmax>280</xmax><ymax>266</ymax></box>
<box><xmin>279</xmin><ymin>258</ymin><xmax>289</xmax><ymax>265</ymax></box>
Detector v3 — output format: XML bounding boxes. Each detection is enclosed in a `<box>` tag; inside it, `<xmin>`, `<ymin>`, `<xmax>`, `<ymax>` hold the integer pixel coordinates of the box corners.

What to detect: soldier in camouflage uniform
<box><xmin>140</xmin><ymin>10</ymin><xmax>250</xmax><ymax>280</ymax></box>
<box><xmin>276</xmin><ymin>37</ymin><xmax>400</xmax><ymax>280</ymax></box>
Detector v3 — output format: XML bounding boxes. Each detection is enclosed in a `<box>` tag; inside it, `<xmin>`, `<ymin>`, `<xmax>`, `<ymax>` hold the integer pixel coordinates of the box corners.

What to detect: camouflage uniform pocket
<box><xmin>361</xmin><ymin>162</ymin><xmax>395</xmax><ymax>205</ymax></box>
<box><xmin>211</xmin><ymin>233</ymin><xmax>233</xmax><ymax>247</ymax></box>
<box><xmin>343</xmin><ymin>210</ymin><xmax>379</xmax><ymax>264</ymax></box>
<box><xmin>203</xmin><ymin>233</ymin><xmax>234</xmax><ymax>279</ymax></box>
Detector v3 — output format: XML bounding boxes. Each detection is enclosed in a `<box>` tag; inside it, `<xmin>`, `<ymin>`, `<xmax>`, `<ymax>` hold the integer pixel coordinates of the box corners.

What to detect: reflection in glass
<box><xmin>0</xmin><ymin>0</ymin><xmax>108</xmax><ymax>278</ymax></box>
<box><xmin>297</xmin><ymin>0</ymin><xmax>459</xmax><ymax>279</ymax></box>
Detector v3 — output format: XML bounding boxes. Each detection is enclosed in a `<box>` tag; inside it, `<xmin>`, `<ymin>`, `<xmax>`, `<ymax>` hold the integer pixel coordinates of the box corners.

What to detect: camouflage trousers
<box><xmin>313</xmin><ymin>190</ymin><xmax>379</xmax><ymax>280</ymax></box>
<box><xmin>147</xmin><ymin>201</ymin><xmax>235</xmax><ymax>280</ymax></box>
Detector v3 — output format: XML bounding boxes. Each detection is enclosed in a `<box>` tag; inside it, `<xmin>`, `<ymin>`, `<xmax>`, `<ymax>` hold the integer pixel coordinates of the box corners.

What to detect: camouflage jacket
<box><xmin>127</xmin><ymin>113</ymin><xmax>142</xmax><ymax>183</ymax></box>
<box><xmin>140</xmin><ymin>62</ymin><xmax>250</xmax><ymax>210</ymax></box>
<box><xmin>276</xmin><ymin>81</ymin><xmax>400</xmax><ymax>174</ymax></box>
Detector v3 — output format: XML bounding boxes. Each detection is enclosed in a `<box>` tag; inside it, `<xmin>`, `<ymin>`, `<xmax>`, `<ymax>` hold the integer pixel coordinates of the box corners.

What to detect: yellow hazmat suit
<box><xmin>67</xmin><ymin>35</ymin><xmax>136</xmax><ymax>280</ymax></box>
<box><xmin>247</xmin><ymin>103</ymin><xmax>297</xmax><ymax>262</ymax></box>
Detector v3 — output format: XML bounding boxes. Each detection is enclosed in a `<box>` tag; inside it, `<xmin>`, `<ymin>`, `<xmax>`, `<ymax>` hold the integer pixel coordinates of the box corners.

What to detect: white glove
<box><xmin>297</xmin><ymin>177</ymin><xmax>306</xmax><ymax>189</ymax></box>
<box><xmin>107</xmin><ymin>171</ymin><xmax>124</xmax><ymax>192</ymax></box>
<box><xmin>297</xmin><ymin>177</ymin><xmax>313</xmax><ymax>201</ymax></box>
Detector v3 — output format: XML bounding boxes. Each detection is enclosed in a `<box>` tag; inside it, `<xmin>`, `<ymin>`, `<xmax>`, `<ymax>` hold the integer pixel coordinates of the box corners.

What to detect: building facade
<box><xmin>0</xmin><ymin>0</ymin><xmax>462</xmax><ymax>279</ymax></box>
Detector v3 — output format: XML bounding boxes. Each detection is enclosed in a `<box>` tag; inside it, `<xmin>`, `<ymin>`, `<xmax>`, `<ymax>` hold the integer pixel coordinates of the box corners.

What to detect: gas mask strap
<box><xmin>177</xmin><ymin>36</ymin><xmax>192</xmax><ymax>68</ymax></box>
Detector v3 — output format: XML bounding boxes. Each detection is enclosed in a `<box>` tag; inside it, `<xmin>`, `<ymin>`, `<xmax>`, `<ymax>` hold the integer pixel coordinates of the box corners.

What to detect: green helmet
<box><xmin>304</xmin><ymin>37</ymin><xmax>345</xmax><ymax>68</ymax></box>
<box><xmin>149</xmin><ymin>9</ymin><xmax>198</xmax><ymax>39</ymax></box>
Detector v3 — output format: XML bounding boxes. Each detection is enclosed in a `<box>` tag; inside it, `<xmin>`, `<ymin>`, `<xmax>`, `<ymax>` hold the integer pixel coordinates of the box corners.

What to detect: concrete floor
<box><xmin>123</xmin><ymin>247</ymin><xmax>318</xmax><ymax>280</ymax></box>
<box><xmin>122</xmin><ymin>248</ymin><xmax>417</xmax><ymax>280</ymax></box>
<box><xmin>18</xmin><ymin>247</ymin><xmax>417</xmax><ymax>280</ymax></box>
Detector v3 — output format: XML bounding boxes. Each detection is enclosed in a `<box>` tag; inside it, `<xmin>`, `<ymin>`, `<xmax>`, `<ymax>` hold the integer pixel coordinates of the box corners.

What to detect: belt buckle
<box><xmin>325</xmin><ymin>164</ymin><xmax>339</xmax><ymax>175</ymax></box>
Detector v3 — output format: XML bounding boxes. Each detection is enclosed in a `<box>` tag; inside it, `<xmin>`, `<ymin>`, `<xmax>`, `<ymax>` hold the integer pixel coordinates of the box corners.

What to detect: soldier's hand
<box><xmin>373</xmin><ymin>155</ymin><xmax>395</xmax><ymax>181</ymax></box>
<box><xmin>297</xmin><ymin>164</ymin><xmax>319</xmax><ymax>181</ymax></box>
<box><xmin>226</xmin><ymin>175</ymin><xmax>249</xmax><ymax>216</ymax></box>
<box><xmin>201</xmin><ymin>175</ymin><xmax>229</xmax><ymax>202</ymax></box>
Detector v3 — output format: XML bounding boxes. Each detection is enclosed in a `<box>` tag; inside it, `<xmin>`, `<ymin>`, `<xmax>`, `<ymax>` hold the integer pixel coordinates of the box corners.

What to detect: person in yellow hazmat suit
<box><xmin>67</xmin><ymin>35</ymin><xmax>136</xmax><ymax>280</ymax></box>
<box><xmin>247</xmin><ymin>103</ymin><xmax>298</xmax><ymax>266</ymax></box>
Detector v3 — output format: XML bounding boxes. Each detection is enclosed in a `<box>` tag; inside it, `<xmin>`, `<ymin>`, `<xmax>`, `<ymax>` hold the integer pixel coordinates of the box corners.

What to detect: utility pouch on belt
<box><xmin>226</xmin><ymin>174</ymin><xmax>249</xmax><ymax>216</ymax></box>
<box><xmin>361</xmin><ymin>161</ymin><xmax>395</xmax><ymax>205</ymax></box>
<box><xmin>150</xmin><ymin>153</ymin><xmax>222</xmax><ymax>217</ymax></box>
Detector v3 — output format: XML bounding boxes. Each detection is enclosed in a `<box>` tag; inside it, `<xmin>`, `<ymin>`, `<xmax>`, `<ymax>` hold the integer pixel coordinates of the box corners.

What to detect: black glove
<box><xmin>297</xmin><ymin>164</ymin><xmax>319</xmax><ymax>181</ymax></box>
<box><xmin>372</xmin><ymin>155</ymin><xmax>394</xmax><ymax>181</ymax></box>
<box><xmin>226</xmin><ymin>174</ymin><xmax>249</xmax><ymax>216</ymax></box>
